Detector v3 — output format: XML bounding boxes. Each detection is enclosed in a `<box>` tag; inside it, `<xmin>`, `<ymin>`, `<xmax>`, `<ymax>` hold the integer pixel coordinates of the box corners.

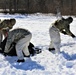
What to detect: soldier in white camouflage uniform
<box><xmin>4</xmin><ymin>28</ymin><xmax>32</xmax><ymax>62</ymax></box>
<box><xmin>0</xmin><ymin>18</ymin><xmax>16</xmax><ymax>48</ymax></box>
<box><xmin>49</xmin><ymin>17</ymin><xmax>75</xmax><ymax>53</ymax></box>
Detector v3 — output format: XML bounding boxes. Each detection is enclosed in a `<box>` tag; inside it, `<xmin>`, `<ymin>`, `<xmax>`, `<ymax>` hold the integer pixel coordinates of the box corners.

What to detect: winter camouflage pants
<box><xmin>16</xmin><ymin>33</ymin><xmax>32</xmax><ymax>60</ymax></box>
<box><xmin>49</xmin><ymin>26</ymin><xmax>61</xmax><ymax>53</ymax></box>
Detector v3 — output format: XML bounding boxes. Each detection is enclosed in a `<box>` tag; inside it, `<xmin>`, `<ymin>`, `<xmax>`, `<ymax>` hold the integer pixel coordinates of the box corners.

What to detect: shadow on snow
<box><xmin>61</xmin><ymin>42</ymin><xmax>75</xmax><ymax>47</ymax></box>
<box><xmin>6</xmin><ymin>56</ymin><xmax>45</xmax><ymax>71</ymax></box>
<box><xmin>61</xmin><ymin>51</ymin><xmax>76</xmax><ymax>60</ymax></box>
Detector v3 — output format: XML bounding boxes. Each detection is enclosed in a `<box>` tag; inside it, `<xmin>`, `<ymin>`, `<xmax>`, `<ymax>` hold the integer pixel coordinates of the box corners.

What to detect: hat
<box><xmin>67</xmin><ymin>17</ymin><xmax>73</xmax><ymax>23</ymax></box>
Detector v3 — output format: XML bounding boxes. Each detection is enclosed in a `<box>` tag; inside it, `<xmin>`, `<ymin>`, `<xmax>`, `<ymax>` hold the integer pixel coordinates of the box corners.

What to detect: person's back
<box><xmin>53</xmin><ymin>17</ymin><xmax>75</xmax><ymax>38</ymax></box>
<box><xmin>7</xmin><ymin>28</ymin><xmax>31</xmax><ymax>43</ymax></box>
<box><xmin>4</xmin><ymin>28</ymin><xmax>32</xmax><ymax>53</ymax></box>
<box><xmin>54</xmin><ymin>18</ymin><xmax>68</xmax><ymax>30</ymax></box>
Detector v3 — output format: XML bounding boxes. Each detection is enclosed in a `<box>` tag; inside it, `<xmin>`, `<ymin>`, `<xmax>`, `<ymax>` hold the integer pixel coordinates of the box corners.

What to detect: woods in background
<box><xmin>0</xmin><ymin>0</ymin><xmax>76</xmax><ymax>15</ymax></box>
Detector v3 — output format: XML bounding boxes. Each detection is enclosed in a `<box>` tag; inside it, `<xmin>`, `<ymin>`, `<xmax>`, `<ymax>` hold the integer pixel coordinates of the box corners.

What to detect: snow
<box><xmin>0</xmin><ymin>13</ymin><xmax>76</xmax><ymax>75</ymax></box>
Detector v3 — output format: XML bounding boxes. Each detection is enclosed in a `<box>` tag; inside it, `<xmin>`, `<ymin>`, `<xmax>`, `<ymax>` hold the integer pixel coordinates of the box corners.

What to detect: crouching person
<box><xmin>4</xmin><ymin>28</ymin><xmax>32</xmax><ymax>62</ymax></box>
<box><xmin>0</xmin><ymin>37</ymin><xmax>42</xmax><ymax>57</ymax></box>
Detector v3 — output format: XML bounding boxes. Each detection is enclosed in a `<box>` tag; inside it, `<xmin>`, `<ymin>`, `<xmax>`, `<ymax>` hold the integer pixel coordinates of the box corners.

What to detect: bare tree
<box><xmin>13</xmin><ymin>0</ymin><xmax>19</xmax><ymax>12</ymax></box>
<box><xmin>54</xmin><ymin>0</ymin><xmax>62</xmax><ymax>19</ymax></box>
<box><xmin>3</xmin><ymin>0</ymin><xmax>7</xmax><ymax>11</ymax></box>
<box><xmin>9</xmin><ymin>0</ymin><xmax>12</xmax><ymax>13</ymax></box>
<box><xmin>70</xmin><ymin>0</ymin><xmax>73</xmax><ymax>15</ymax></box>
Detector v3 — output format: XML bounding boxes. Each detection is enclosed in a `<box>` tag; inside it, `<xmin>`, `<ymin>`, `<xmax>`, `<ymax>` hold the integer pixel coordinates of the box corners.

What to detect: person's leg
<box><xmin>15</xmin><ymin>38</ymin><xmax>30</xmax><ymax>62</ymax></box>
<box><xmin>53</xmin><ymin>41</ymin><xmax>61</xmax><ymax>53</ymax></box>
<box><xmin>22</xmin><ymin>42</ymin><xmax>30</xmax><ymax>57</ymax></box>
<box><xmin>49</xmin><ymin>41</ymin><xmax>55</xmax><ymax>51</ymax></box>
<box><xmin>49</xmin><ymin>26</ymin><xmax>56</xmax><ymax>51</ymax></box>
<box><xmin>52</xmin><ymin>29</ymin><xmax>61</xmax><ymax>53</ymax></box>
<box><xmin>22</xmin><ymin>34</ymin><xmax>32</xmax><ymax>57</ymax></box>
<box><xmin>49</xmin><ymin>26</ymin><xmax>61</xmax><ymax>53</ymax></box>
<box><xmin>16</xmin><ymin>42</ymin><xmax>24</xmax><ymax>62</ymax></box>
<box><xmin>15</xmin><ymin>33</ymin><xmax>32</xmax><ymax>62</ymax></box>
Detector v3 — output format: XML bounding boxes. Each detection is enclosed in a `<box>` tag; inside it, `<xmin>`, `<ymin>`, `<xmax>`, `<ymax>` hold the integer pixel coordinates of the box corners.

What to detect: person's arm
<box><xmin>4</xmin><ymin>33</ymin><xmax>13</xmax><ymax>53</ymax></box>
<box><xmin>4</xmin><ymin>40</ymin><xmax>11</xmax><ymax>53</ymax></box>
<box><xmin>65</xmin><ymin>25</ymin><xmax>75</xmax><ymax>38</ymax></box>
<box><xmin>60</xmin><ymin>30</ymin><xmax>67</xmax><ymax>35</ymax></box>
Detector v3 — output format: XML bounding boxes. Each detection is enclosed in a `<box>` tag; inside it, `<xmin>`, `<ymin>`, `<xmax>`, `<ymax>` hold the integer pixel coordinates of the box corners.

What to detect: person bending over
<box><xmin>49</xmin><ymin>17</ymin><xmax>75</xmax><ymax>53</ymax></box>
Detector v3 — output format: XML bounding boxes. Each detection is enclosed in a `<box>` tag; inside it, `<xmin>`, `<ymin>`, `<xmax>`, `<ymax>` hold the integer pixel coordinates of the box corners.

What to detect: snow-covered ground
<box><xmin>0</xmin><ymin>13</ymin><xmax>76</xmax><ymax>75</ymax></box>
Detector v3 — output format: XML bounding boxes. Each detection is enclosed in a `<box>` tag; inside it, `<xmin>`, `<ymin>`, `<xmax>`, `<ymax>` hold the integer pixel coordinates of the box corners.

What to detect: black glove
<box><xmin>61</xmin><ymin>31</ymin><xmax>67</xmax><ymax>35</ymax></box>
<box><xmin>71</xmin><ymin>34</ymin><xmax>75</xmax><ymax>38</ymax></box>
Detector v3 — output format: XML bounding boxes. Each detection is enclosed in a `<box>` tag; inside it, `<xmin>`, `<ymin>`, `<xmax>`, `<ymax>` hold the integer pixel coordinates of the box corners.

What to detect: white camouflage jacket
<box><xmin>4</xmin><ymin>28</ymin><xmax>32</xmax><ymax>53</ymax></box>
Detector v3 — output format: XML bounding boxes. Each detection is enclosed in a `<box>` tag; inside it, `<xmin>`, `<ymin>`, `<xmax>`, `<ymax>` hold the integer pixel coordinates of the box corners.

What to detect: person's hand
<box><xmin>61</xmin><ymin>31</ymin><xmax>67</xmax><ymax>35</ymax></box>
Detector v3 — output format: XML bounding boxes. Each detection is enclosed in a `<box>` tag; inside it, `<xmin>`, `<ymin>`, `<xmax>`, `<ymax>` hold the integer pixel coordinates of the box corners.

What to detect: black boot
<box><xmin>17</xmin><ymin>59</ymin><xmax>25</xmax><ymax>62</ymax></box>
<box><xmin>48</xmin><ymin>48</ymin><xmax>55</xmax><ymax>51</ymax></box>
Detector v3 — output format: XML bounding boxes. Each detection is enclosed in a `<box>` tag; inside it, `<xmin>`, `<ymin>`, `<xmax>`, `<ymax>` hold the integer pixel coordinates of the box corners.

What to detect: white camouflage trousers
<box><xmin>16</xmin><ymin>33</ymin><xmax>32</xmax><ymax>60</ymax></box>
<box><xmin>49</xmin><ymin>26</ymin><xmax>61</xmax><ymax>53</ymax></box>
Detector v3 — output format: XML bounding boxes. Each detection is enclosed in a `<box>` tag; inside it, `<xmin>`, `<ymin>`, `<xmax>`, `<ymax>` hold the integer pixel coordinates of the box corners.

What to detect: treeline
<box><xmin>0</xmin><ymin>0</ymin><xmax>76</xmax><ymax>15</ymax></box>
